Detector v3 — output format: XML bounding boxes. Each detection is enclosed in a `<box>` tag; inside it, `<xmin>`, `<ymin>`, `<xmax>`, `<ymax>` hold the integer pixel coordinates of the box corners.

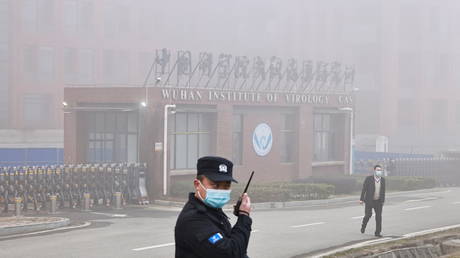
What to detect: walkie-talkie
<box><xmin>233</xmin><ymin>171</ymin><xmax>255</xmax><ymax>216</ymax></box>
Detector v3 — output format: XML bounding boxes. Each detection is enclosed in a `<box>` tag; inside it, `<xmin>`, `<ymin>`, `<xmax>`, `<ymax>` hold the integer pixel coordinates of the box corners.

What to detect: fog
<box><xmin>1</xmin><ymin>1</ymin><xmax>460</xmax><ymax>257</ymax></box>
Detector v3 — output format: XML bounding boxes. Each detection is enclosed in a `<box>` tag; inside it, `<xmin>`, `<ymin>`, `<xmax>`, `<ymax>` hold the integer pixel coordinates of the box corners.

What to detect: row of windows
<box><xmin>398</xmin><ymin>99</ymin><xmax>460</xmax><ymax>128</ymax></box>
<box><xmin>169</xmin><ymin>112</ymin><xmax>299</xmax><ymax>170</ymax></box>
<box><xmin>21</xmin><ymin>0</ymin><xmax>160</xmax><ymax>37</ymax></box>
<box><xmin>168</xmin><ymin>112</ymin><xmax>338</xmax><ymax>170</ymax></box>
<box><xmin>398</xmin><ymin>53</ymin><xmax>460</xmax><ymax>88</ymax></box>
<box><xmin>23</xmin><ymin>47</ymin><xmax>156</xmax><ymax>85</ymax></box>
<box><xmin>23</xmin><ymin>45</ymin><xmax>460</xmax><ymax>88</ymax></box>
<box><xmin>84</xmin><ymin>109</ymin><xmax>343</xmax><ymax>165</ymax></box>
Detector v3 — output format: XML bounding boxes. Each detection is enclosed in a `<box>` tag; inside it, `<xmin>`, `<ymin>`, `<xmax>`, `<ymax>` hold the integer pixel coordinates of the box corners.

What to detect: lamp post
<box><xmin>163</xmin><ymin>104</ymin><xmax>176</xmax><ymax>196</ymax></box>
<box><xmin>339</xmin><ymin>107</ymin><xmax>353</xmax><ymax>175</ymax></box>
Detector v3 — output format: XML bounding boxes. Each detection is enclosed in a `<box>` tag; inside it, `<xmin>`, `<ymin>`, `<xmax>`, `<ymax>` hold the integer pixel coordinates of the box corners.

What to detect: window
<box><xmin>23</xmin><ymin>46</ymin><xmax>55</xmax><ymax>83</ymax></box>
<box><xmin>313</xmin><ymin>113</ymin><xmax>338</xmax><ymax>162</ymax></box>
<box><xmin>64</xmin><ymin>48</ymin><xmax>94</xmax><ymax>84</ymax></box>
<box><xmin>138</xmin><ymin>52</ymin><xmax>155</xmax><ymax>83</ymax></box>
<box><xmin>398</xmin><ymin>52</ymin><xmax>420</xmax><ymax>88</ymax></box>
<box><xmin>87</xmin><ymin>111</ymin><xmax>138</xmax><ymax>163</ymax></box>
<box><xmin>63</xmin><ymin>0</ymin><xmax>93</xmax><ymax>34</ymax></box>
<box><xmin>398</xmin><ymin>99</ymin><xmax>417</xmax><ymax>126</ymax></box>
<box><xmin>24</xmin><ymin>46</ymin><xmax>37</xmax><ymax>81</ymax></box>
<box><xmin>78</xmin><ymin>49</ymin><xmax>95</xmax><ymax>83</ymax></box>
<box><xmin>431</xmin><ymin>100</ymin><xmax>447</xmax><ymax>129</ymax></box>
<box><xmin>456</xmin><ymin>101</ymin><xmax>460</xmax><ymax>125</ymax></box>
<box><xmin>38</xmin><ymin>47</ymin><xmax>54</xmax><ymax>82</ymax></box>
<box><xmin>22</xmin><ymin>0</ymin><xmax>37</xmax><ymax>31</ymax></box>
<box><xmin>104</xmin><ymin>2</ymin><xmax>131</xmax><ymax>38</ymax></box>
<box><xmin>103</xmin><ymin>50</ymin><xmax>130</xmax><ymax>84</ymax></box>
<box><xmin>281</xmin><ymin>113</ymin><xmax>296</xmax><ymax>163</ymax></box>
<box><xmin>437</xmin><ymin>53</ymin><xmax>451</xmax><ymax>87</ymax></box>
<box><xmin>232</xmin><ymin>114</ymin><xmax>243</xmax><ymax>165</ymax></box>
<box><xmin>78</xmin><ymin>1</ymin><xmax>94</xmax><ymax>33</ymax></box>
<box><xmin>63</xmin><ymin>0</ymin><xmax>77</xmax><ymax>33</ymax></box>
<box><xmin>170</xmin><ymin>112</ymin><xmax>214</xmax><ymax>170</ymax></box>
<box><xmin>23</xmin><ymin>94</ymin><xmax>53</xmax><ymax>128</ymax></box>
<box><xmin>64</xmin><ymin>48</ymin><xmax>77</xmax><ymax>83</ymax></box>
<box><xmin>37</xmin><ymin>0</ymin><xmax>55</xmax><ymax>32</ymax></box>
<box><xmin>0</xmin><ymin>42</ymin><xmax>8</xmax><ymax>128</ymax></box>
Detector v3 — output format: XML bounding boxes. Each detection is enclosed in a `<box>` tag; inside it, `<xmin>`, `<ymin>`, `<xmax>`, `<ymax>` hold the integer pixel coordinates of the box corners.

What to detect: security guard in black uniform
<box><xmin>175</xmin><ymin>156</ymin><xmax>252</xmax><ymax>258</ymax></box>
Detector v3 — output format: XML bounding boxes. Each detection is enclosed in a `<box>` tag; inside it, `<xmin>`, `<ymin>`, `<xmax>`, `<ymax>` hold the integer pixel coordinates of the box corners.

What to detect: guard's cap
<box><xmin>197</xmin><ymin>156</ymin><xmax>237</xmax><ymax>183</ymax></box>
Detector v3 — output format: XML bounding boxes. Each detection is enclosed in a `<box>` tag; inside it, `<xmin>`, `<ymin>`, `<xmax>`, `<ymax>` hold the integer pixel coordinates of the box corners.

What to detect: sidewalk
<box><xmin>0</xmin><ymin>216</ymin><xmax>70</xmax><ymax>237</ymax></box>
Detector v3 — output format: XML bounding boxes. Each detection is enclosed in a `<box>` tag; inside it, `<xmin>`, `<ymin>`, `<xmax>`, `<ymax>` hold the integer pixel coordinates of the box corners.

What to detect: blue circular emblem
<box><xmin>252</xmin><ymin>123</ymin><xmax>273</xmax><ymax>156</ymax></box>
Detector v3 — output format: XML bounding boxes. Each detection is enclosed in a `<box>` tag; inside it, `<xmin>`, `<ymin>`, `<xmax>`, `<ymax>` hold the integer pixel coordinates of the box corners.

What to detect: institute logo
<box><xmin>252</xmin><ymin>123</ymin><xmax>273</xmax><ymax>156</ymax></box>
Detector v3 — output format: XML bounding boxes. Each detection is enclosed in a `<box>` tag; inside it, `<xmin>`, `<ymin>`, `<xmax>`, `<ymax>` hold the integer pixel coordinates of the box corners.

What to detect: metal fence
<box><xmin>0</xmin><ymin>163</ymin><xmax>149</xmax><ymax>214</ymax></box>
<box><xmin>354</xmin><ymin>157</ymin><xmax>460</xmax><ymax>186</ymax></box>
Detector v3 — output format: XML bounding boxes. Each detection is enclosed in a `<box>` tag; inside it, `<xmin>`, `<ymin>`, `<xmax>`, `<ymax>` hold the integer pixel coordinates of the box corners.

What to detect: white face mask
<box><xmin>375</xmin><ymin>170</ymin><xmax>383</xmax><ymax>177</ymax></box>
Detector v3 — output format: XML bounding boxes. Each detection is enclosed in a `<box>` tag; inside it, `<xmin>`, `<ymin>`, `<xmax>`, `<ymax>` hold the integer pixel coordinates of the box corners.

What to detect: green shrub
<box><xmin>170</xmin><ymin>179</ymin><xmax>195</xmax><ymax>198</ymax></box>
<box><xmin>298</xmin><ymin>177</ymin><xmax>358</xmax><ymax>195</ymax></box>
<box><xmin>170</xmin><ymin>178</ymin><xmax>335</xmax><ymax>202</ymax></box>
<box><xmin>353</xmin><ymin>175</ymin><xmax>436</xmax><ymax>191</ymax></box>
<box><xmin>385</xmin><ymin>176</ymin><xmax>436</xmax><ymax>191</ymax></box>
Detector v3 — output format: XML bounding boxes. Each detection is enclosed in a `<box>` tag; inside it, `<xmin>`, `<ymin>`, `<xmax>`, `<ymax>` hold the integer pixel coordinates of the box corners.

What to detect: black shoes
<box><xmin>375</xmin><ymin>233</ymin><xmax>383</xmax><ymax>237</ymax></box>
<box><xmin>360</xmin><ymin>227</ymin><xmax>365</xmax><ymax>234</ymax></box>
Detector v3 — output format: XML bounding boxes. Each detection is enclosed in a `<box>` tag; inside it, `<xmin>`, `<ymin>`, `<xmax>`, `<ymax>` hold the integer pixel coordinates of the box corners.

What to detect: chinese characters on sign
<box><xmin>151</xmin><ymin>49</ymin><xmax>355</xmax><ymax>93</ymax></box>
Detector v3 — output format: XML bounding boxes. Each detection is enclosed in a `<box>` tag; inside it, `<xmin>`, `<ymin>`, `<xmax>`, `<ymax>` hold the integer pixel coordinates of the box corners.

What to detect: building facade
<box><xmin>4</xmin><ymin>0</ymin><xmax>460</xmax><ymax>166</ymax></box>
<box><xmin>64</xmin><ymin>85</ymin><xmax>353</xmax><ymax>197</ymax></box>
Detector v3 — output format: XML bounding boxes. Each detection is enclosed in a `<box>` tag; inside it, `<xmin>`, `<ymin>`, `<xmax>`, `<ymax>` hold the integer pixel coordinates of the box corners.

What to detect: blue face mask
<box><xmin>198</xmin><ymin>181</ymin><xmax>231</xmax><ymax>209</ymax></box>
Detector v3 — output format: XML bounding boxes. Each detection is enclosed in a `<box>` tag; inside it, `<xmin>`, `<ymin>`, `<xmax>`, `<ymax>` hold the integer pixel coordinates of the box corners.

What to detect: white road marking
<box><xmin>452</xmin><ymin>202</ymin><xmax>460</xmax><ymax>204</ymax></box>
<box><xmin>290</xmin><ymin>222</ymin><xmax>325</xmax><ymax>228</ymax></box>
<box><xmin>111</xmin><ymin>214</ymin><xmax>128</xmax><ymax>218</ymax></box>
<box><xmin>405</xmin><ymin>197</ymin><xmax>437</xmax><ymax>203</ymax></box>
<box><xmin>91</xmin><ymin>212</ymin><xmax>127</xmax><ymax>218</ymax></box>
<box><xmin>352</xmin><ymin>216</ymin><xmax>364</xmax><ymax>219</ymax></box>
<box><xmin>251</xmin><ymin>229</ymin><xmax>259</xmax><ymax>233</ymax></box>
<box><xmin>133</xmin><ymin>242</ymin><xmax>175</xmax><ymax>251</ymax></box>
<box><xmin>0</xmin><ymin>221</ymin><xmax>91</xmax><ymax>240</ymax></box>
<box><xmin>404</xmin><ymin>206</ymin><xmax>431</xmax><ymax>211</ymax></box>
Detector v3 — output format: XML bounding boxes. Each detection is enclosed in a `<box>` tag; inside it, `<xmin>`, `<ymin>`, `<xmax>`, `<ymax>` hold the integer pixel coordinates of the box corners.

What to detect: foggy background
<box><xmin>1</xmin><ymin>0</ymin><xmax>460</xmax><ymax>154</ymax></box>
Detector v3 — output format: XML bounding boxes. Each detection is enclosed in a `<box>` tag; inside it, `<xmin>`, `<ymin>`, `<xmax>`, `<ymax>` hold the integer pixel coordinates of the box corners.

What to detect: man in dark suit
<box><xmin>360</xmin><ymin>164</ymin><xmax>386</xmax><ymax>237</ymax></box>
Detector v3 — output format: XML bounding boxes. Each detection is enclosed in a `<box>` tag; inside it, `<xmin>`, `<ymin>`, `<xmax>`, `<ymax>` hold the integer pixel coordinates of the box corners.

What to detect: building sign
<box><xmin>253</xmin><ymin>123</ymin><xmax>273</xmax><ymax>156</ymax></box>
<box><xmin>160</xmin><ymin>88</ymin><xmax>353</xmax><ymax>106</ymax></box>
<box><xmin>148</xmin><ymin>49</ymin><xmax>355</xmax><ymax>94</ymax></box>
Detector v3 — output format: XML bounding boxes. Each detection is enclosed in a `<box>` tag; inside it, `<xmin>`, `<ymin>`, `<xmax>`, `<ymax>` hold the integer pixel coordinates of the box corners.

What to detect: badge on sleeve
<box><xmin>208</xmin><ymin>233</ymin><xmax>223</xmax><ymax>244</ymax></box>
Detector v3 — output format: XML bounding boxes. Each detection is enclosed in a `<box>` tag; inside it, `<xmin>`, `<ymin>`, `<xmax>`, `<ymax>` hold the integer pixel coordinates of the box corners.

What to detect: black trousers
<box><xmin>361</xmin><ymin>200</ymin><xmax>383</xmax><ymax>234</ymax></box>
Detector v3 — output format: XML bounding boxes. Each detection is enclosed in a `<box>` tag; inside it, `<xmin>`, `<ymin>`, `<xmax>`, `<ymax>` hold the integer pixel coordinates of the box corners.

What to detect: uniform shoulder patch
<box><xmin>208</xmin><ymin>233</ymin><xmax>223</xmax><ymax>244</ymax></box>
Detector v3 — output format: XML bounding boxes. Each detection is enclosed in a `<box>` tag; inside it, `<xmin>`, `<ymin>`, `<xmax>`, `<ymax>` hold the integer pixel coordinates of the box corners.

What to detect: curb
<box><xmin>310</xmin><ymin>224</ymin><xmax>460</xmax><ymax>258</ymax></box>
<box><xmin>0</xmin><ymin>217</ymin><xmax>71</xmax><ymax>237</ymax></box>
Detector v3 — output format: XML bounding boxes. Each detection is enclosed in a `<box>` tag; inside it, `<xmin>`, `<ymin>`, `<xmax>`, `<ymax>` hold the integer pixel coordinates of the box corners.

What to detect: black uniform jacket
<box><xmin>175</xmin><ymin>193</ymin><xmax>252</xmax><ymax>258</ymax></box>
<box><xmin>360</xmin><ymin>176</ymin><xmax>386</xmax><ymax>203</ymax></box>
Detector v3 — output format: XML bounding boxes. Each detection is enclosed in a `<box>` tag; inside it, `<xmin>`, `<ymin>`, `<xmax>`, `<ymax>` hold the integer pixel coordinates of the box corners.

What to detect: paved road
<box><xmin>0</xmin><ymin>187</ymin><xmax>459</xmax><ymax>258</ymax></box>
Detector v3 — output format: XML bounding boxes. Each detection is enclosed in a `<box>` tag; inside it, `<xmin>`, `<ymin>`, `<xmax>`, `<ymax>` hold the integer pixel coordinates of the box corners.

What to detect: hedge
<box><xmin>170</xmin><ymin>179</ymin><xmax>335</xmax><ymax>202</ymax></box>
<box><xmin>297</xmin><ymin>177</ymin><xmax>358</xmax><ymax>195</ymax></box>
<box><xmin>354</xmin><ymin>176</ymin><xmax>436</xmax><ymax>191</ymax></box>
<box><xmin>169</xmin><ymin>176</ymin><xmax>436</xmax><ymax>202</ymax></box>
